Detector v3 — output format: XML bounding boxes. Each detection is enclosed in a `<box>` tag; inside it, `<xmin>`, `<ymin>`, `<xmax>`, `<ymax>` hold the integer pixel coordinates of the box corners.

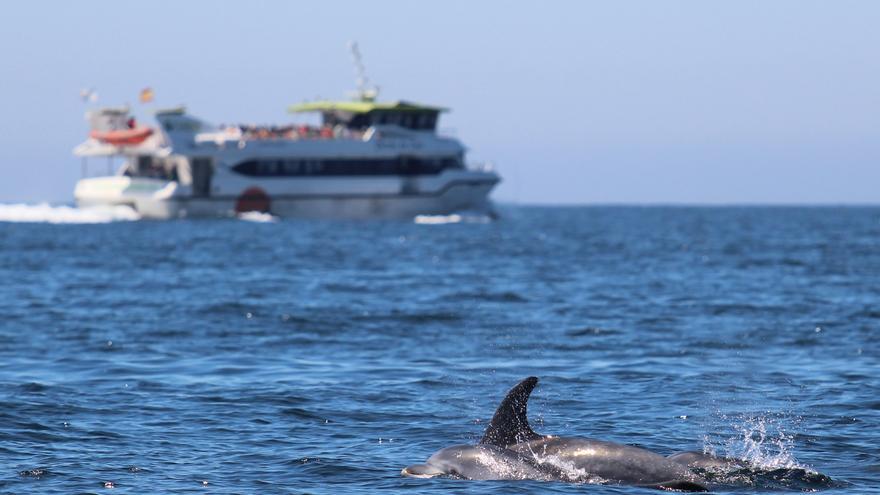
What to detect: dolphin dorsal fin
<box><xmin>479</xmin><ymin>376</ymin><xmax>542</xmax><ymax>447</ymax></box>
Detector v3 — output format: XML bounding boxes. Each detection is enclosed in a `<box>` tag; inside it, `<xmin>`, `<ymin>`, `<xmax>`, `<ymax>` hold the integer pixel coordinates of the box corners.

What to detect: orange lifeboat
<box><xmin>89</xmin><ymin>127</ymin><xmax>154</xmax><ymax>146</ymax></box>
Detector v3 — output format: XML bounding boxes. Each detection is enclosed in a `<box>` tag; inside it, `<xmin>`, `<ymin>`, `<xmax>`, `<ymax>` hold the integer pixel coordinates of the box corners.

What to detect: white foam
<box><xmin>0</xmin><ymin>203</ymin><xmax>140</xmax><ymax>224</ymax></box>
<box><xmin>414</xmin><ymin>213</ymin><xmax>493</xmax><ymax>225</ymax></box>
<box><xmin>237</xmin><ymin>211</ymin><xmax>278</xmax><ymax>223</ymax></box>
<box><xmin>703</xmin><ymin>413</ymin><xmax>809</xmax><ymax>471</ymax></box>
<box><xmin>729</xmin><ymin>415</ymin><xmax>802</xmax><ymax>470</ymax></box>
<box><xmin>414</xmin><ymin>214</ymin><xmax>462</xmax><ymax>225</ymax></box>
<box><xmin>515</xmin><ymin>442</ymin><xmax>597</xmax><ymax>483</ymax></box>
<box><xmin>529</xmin><ymin>452</ymin><xmax>599</xmax><ymax>483</ymax></box>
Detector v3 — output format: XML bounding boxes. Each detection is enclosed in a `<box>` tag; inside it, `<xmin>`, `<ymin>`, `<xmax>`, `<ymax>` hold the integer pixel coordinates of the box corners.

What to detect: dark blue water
<box><xmin>2</xmin><ymin>206</ymin><xmax>878</xmax><ymax>494</ymax></box>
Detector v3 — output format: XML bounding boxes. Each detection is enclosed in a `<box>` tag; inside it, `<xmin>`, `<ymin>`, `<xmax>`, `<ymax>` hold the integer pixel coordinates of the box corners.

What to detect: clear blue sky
<box><xmin>1</xmin><ymin>1</ymin><xmax>878</xmax><ymax>204</ymax></box>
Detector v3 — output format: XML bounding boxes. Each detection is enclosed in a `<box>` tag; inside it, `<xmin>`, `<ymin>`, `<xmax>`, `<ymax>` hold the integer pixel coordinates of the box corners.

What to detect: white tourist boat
<box><xmin>73</xmin><ymin>49</ymin><xmax>500</xmax><ymax>220</ymax></box>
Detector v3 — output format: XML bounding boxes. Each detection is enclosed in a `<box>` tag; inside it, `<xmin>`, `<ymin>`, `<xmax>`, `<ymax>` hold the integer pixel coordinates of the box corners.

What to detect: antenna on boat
<box><xmin>348</xmin><ymin>41</ymin><xmax>379</xmax><ymax>101</ymax></box>
<box><xmin>79</xmin><ymin>88</ymin><xmax>98</xmax><ymax>104</ymax></box>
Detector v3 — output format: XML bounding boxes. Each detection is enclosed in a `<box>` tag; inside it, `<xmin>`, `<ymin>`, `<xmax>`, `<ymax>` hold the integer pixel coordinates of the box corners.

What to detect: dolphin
<box><xmin>401</xmin><ymin>444</ymin><xmax>551</xmax><ymax>480</ymax></box>
<box><xmin>403</xmin><ymin>377</ymin><xmax>709</xmax><ymax>492</ymax></box>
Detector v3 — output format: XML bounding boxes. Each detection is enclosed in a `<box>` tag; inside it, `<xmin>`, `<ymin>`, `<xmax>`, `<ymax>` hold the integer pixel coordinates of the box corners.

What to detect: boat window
<box><xmin>191</xmin><ymin>157</ymin><xmax>213</xmax><ymax>196</ymax></box>
<box><xmin>125</xmin><ymin>155</ymin><xmax>182</xmax><ymax>180</ymax></box>
<box><xmin>348</xmin><ymin>114</ymin><xmax>370</xmax><ymax>129</ymax></box>
<box><xmin>442</xmin><ymin>156</ymin><xmax>463</xmax><ymax>169</ymax></box>
<box><xmin>231</xmin><ymin>156</ymin><xmax>461</xmax><ymax>177</ymax></box>
<box><xmin>137</xmin><ymin>155</ymin><xmax>153</xmax><ymax>171</ymax></box>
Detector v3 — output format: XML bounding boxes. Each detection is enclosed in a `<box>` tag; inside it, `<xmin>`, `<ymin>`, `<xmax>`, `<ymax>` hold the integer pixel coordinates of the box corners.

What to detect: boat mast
<box><xmin>348</xmin><ymin>41</ymin><xmax>378</xmax><ymax>102</ymax></box>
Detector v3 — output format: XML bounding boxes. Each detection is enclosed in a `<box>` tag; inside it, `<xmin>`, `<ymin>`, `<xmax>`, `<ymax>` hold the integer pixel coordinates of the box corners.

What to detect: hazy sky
<box><xmin>1</xmin><ymin>1</ymin><xmax>878</xmax><ymax>204</ymax></box>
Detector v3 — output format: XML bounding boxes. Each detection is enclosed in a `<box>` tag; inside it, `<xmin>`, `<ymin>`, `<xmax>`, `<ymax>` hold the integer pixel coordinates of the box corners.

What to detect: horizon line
<box><xmin>3</xmin><ymin>199</ymin><xmax>880</xmax><ymax>209</ymax></box>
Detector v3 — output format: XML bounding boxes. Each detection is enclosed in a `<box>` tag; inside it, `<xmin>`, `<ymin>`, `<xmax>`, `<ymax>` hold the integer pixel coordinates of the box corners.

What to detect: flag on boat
<box><xmin>79</xmin><ymin>88</ymin><xmax>98</xmax><ymax>103</ymax></box>
<box><xmin>139</xmin><ymin>87</ymin><xmax>154</xmax><ymax>103</ymax></box>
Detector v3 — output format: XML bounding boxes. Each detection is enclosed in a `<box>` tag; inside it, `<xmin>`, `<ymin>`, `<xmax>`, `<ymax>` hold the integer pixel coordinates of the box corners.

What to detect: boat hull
<box><xmin>190</xmin><ymin>180</ymin><xmax>496</xmax><ymax>219</ymax></box>
<box><xmin>75</xmin><ymin>174</ymin><xmax>498</xmax><ymax>220</ymax></box>
<box><xmin>74</xmin><ymin>176</ymin><xmax>181</xmax><ymax>218</ymax></box>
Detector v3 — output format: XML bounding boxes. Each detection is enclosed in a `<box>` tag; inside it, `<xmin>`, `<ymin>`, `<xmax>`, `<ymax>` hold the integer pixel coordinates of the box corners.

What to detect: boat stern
<box><xmin>74</xmin><ymin>176</ymin><xmax>181</xmax><ymax>219</ymax></box>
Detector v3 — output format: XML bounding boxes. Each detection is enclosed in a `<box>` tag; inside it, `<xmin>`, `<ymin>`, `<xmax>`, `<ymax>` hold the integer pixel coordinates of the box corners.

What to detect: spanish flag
<box><xmin>139</xmin><ymin>87</ymin><xmax>154</xmax><ymax>103</ymax></box>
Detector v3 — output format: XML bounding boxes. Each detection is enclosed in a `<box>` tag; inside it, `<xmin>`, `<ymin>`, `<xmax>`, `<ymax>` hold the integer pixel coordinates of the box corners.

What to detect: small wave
<box><xmin>436</xmin><ymin>290</ymin><xmax>528</xmax><ymax>303</ymax></box>
<box><xmin>280</xmin><ymin>407</ymin><xmax>326</xmax><ymax>421</ymax></box>
<box><xmin>0</xmin><ymin>203</ymin><xmax>140</xmax><ymax>224</ymax></box>
<box><xmin>18</xmin><ymin>467</ymin><xmax>51</xmax><ymax>478</ymax></box>
<box><xmin>19</xmin><ymin>382</ymin><xmax>49</xmax><ymax>393</ymax></box>
<box><xmin>699</xmin><ymin>466</ymin><xmax>838</xmax><ymax>490</ymax></box>
<box><xmin>237</xmin><ymin>211</ymin><xmax>278</xmax><ymax>223</ymax></box>
<box><xmin>566</xmin><ymin>327</ymin><xmax>620</xmax><ymax>337</ymax></box>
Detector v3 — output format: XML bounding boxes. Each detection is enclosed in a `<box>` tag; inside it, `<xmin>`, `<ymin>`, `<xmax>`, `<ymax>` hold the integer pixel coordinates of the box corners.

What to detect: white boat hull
<box><xmin>75</xmin><ymin>172</ymin><xmax>498</xmax><ymax>220</ymax></box>
<box><xmin>74</xmin><ymin>176</ymin><xmax>181</xmax><ymax>218</ymax></box>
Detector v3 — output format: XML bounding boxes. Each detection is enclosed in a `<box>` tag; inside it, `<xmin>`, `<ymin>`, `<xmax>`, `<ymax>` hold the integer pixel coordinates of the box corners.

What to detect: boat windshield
<box><xmin>123</xmin><ymin>155</ymin><xmax>179</xmax><ymax>181</ymax></box>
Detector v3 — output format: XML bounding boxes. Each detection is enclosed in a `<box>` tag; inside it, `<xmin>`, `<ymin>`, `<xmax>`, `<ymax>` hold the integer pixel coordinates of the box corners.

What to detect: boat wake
<box><xmin>0</xmin><ymin>203</ymin><xmax>140</xmax><ymax>224</ymax></box>
<box><xmin>413</xmin><ymin>213</ymin><xmax>493</xmax><ymax>225</ymax></box>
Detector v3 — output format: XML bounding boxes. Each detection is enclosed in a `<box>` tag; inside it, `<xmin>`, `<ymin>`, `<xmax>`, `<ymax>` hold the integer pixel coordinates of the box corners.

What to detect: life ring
<box><xmin>235</xmin><ymin>187</ymin><xmax>271</xmax><ymax>213</ymax></box>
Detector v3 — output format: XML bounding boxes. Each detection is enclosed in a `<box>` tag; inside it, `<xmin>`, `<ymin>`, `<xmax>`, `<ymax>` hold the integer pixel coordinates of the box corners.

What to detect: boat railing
<box><xmin>437</xmin><ymin>127</ymin><xmax>457</xmax><ymax>139</ymax></box>
<box><xmin>467</xmin><ymin>161</ymin><xmax>495</xmax><ymax>173</ymax></box>
<box><xmin>195</xmin><ymin>124</ymin><xmax>369</xmax><ymax>145</ymax></box>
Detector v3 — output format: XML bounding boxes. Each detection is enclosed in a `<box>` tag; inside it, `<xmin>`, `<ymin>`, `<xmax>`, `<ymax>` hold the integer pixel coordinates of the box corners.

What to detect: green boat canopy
<box><xmin>288</xmin><ymin>100</ymin><xmax>448</xmax><ymax>114</ymax></box>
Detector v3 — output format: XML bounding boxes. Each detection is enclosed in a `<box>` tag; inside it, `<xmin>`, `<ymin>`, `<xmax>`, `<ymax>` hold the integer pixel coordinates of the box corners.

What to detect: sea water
<box><xmin>1</xmin><ymin>205</ymin><xmax>877</xmax><ymax>493</ymax></box>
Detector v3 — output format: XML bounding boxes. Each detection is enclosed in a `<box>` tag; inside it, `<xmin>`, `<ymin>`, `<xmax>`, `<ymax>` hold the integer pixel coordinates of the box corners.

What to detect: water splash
<box><xmin>515</xmin><ymin>441</ymin><xmax>600</xmax><ymax>484</ymax></box>
<box><xmin>703</xmin><ymin>413</ymin><xmax>807</xmax><ymax>470</ymax></box>
<box><xmin>472</xmin><ymin>449</ymin><xmax>601</xmax><ymax>483</ymax></box>
<box><xmin>237</xmin><ymin>211</ymin><xmax>278</xmax><ymax>223</ymax></box>
<box><xmin>531</xmin><ymin>454</ymin><xmax>604</xmax><ymax>484</ymax></box>
<box><xmin>0</xmin><ymin>203</ymin><xmax>140</xmax><ymax>224</ymax></box>
<box><xmin>472</xmin><ymin>451</ymin><xmax>537</xmax><ymax>480</ymax></box>
<box><xmin>694</xmin><ymin>411</ymin><xmax>840</xmax><ymax>489</ymax></box>
<box><xmin>724</xmin><ymin>414</ymin><xmax>803</xmax><ymax>470</ymax></box>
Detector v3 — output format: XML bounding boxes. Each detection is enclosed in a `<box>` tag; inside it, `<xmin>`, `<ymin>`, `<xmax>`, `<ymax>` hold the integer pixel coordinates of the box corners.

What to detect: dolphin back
<box><xmin>479</xmin><ymin>376</ymin><xmax>543</xmax><ymax>447</ymax></box>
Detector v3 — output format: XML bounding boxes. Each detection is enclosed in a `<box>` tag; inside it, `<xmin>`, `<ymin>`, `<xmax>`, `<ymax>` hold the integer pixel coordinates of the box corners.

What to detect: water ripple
<box><xmin>0</xmin><ymin>206</ymin><xmax>877</xmax><ymax>493</ymax></box>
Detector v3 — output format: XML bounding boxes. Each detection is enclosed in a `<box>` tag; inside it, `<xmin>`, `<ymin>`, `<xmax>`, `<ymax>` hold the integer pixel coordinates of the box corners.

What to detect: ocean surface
<box><xmin>1</xmin><ymin>205</ymin><xmax>878</xmax><ymax>494</ymax></box>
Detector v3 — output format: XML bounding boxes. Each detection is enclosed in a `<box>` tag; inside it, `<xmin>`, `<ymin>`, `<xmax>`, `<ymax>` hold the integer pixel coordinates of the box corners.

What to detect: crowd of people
<box><xmin>219</xmin><ymin>124</ymin><xmax>364</xmax><ymax>141</ymax></box>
